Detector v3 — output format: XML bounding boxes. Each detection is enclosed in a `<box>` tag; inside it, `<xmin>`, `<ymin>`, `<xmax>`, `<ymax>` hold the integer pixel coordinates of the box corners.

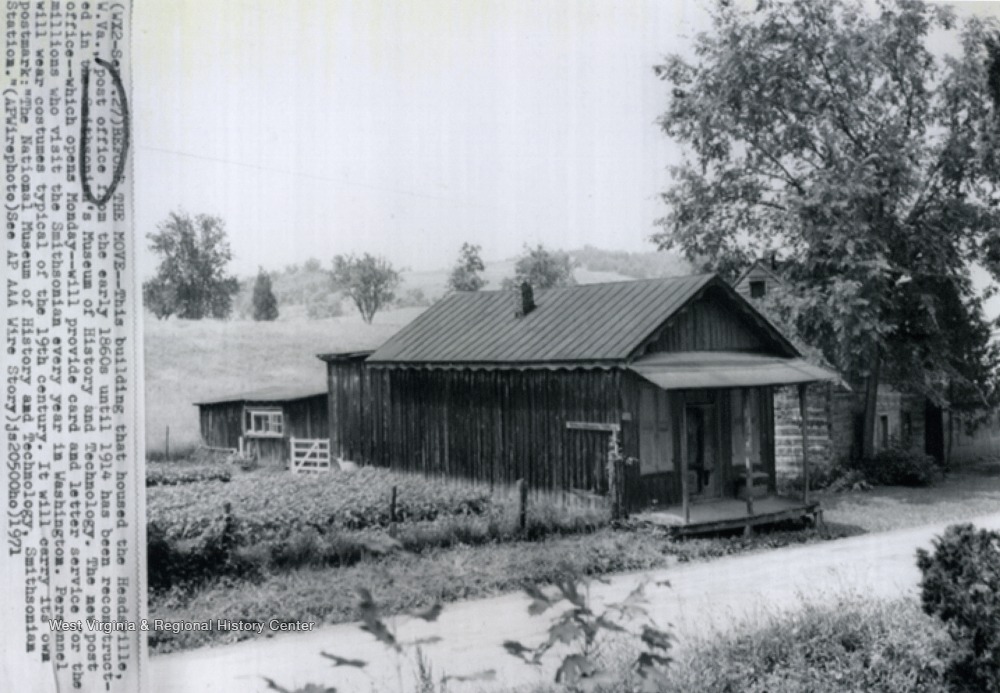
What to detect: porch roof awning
<box><xmin>629</xmin><ymin>351</ymin><xmax>840</xmax><ymax>390</ymax></box>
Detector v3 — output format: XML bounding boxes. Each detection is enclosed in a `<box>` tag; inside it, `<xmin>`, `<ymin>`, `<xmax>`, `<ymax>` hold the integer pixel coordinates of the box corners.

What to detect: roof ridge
<box><xmin>444</xmin><ymin>272</ymin><xmax>716</xmax><ymax>297</ymax></box>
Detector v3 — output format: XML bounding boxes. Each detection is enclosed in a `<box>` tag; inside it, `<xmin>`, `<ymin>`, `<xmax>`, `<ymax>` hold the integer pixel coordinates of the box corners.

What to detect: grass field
<box><xmin>143</xmin><ymin>308</ymin><xmax>423</xmax><ymax>454</ymax></box>
<box><xmin>819</xmin><ymin>464</ymin><xmax>1000</xmax><ymax>533</ymax></box>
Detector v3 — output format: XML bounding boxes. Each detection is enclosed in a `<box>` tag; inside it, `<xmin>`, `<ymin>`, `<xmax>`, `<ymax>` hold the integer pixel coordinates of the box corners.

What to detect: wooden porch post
<box><xmin>680</xmin><ymin>400</ymin><xmax>690</xmax><ymax>524</ymax></box>
<box><xmin>798</xmin><ymin>382</ymin><xmax>810</xmax><ymax>505</ymax></box>
<box><xmin>743</xmin><ymin>388</ymin><xmax>754</xmax><ymax>517</ymax></box>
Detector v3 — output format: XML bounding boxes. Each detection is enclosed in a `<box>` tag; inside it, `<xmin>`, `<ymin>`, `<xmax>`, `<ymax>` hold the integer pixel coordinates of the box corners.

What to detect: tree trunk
<box><xmin>861</xmin><ymin>342</ymin><xmax>882</xmax><ymax>460</ymax></box>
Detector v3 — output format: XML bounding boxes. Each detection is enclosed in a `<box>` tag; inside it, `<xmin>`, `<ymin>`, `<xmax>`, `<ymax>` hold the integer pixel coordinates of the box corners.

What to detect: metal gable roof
<box><xmin>367</xmin><ymin>274</ymin><xmax>721</xmax><ymax>364</ymax></box>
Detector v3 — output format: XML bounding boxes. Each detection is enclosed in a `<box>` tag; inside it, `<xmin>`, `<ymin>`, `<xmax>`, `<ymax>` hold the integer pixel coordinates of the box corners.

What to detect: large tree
<box><xmin>654</xmin><ymin>0</ymin><xmax>1000</xmax><ymax>457</ymax></box>
<box><xmin>251</xmin><ymin>267</ymin><xmax>279</xmax><ymax>321</ymax></box>
<box><xmin>448</xmin><ymin>242</ymin><xmax>487</xmax><ymax>292</ymax></box>
<box><xmin>143</xmin><ymin>211</ymin><xmax>240</xmax><ymax>320</ymax></box>
<box><xmin>331</xmin><ymin>253</ymin><xmax>401</xmax><ymax>324</ymax></box>
<box><xmin>501</xmin><ymin>244</ymin><xmax>576</xmax><ymax>290</ymax></box>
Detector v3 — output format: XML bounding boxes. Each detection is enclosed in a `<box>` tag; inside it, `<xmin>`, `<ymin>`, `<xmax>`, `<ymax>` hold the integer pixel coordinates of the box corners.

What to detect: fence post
<box><xmin>609</xmin><ymin>453</ymin><xmax>620</xmax><ymax>520</ymax></box>
<box><xmin>517</xmin><ymin>479</ymin><xmax>528</xmax><ymax>532</ymax></box>
<box><xmin>389</xmin><ymin>485</ymin><xmax>398</xmax><ymax>538</ymax></box>
<box><xmin>610</xmin><ymin>457</ymin><xmax>628</xmax><ymax>521</ymax></box>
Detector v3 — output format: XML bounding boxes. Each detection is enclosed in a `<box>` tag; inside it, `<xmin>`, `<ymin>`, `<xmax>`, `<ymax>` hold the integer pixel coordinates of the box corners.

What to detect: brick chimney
<box><xmin>517</xmin><ymin>282</ymin><xmax>536</xmax><ymax>316</ymax></box>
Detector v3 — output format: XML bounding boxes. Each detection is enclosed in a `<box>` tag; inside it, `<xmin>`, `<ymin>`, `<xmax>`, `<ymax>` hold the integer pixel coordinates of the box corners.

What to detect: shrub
<box><xmin>147</xmin><ymin>504</ymin><xmax>261</xmax><ymax>592</ymax></box>
<box><xmin>917</xmin><ymin>523</ymin><xmax>1000</xmax><ymax>692</ymax></box>
<box><xmin>863</xmin><ymin>443</ymin><xmax>939</xmax><ymax>487</ymax></box>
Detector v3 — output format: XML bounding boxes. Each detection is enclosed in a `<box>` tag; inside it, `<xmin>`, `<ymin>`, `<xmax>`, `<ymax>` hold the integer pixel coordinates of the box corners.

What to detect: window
<box><xmin>879</xmin><ymin>415</ymin><xmax>889</xmax><ymax>449</ymax></box>
<box><xmin>246</xmin><ymin>408</ymin><xmax>284</xmax><ymax>437</ymax></box>
<box><xmin>749</xmin><ymin>280</ymin><xmax>766</xmax><ymax>298</ymax></box>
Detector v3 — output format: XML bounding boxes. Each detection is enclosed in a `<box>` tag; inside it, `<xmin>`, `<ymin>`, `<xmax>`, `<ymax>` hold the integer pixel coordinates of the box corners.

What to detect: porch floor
<box><xmin>634</xmin><ymin>496</ymin><xmax>821</xmax><ymax>536</ymax></box>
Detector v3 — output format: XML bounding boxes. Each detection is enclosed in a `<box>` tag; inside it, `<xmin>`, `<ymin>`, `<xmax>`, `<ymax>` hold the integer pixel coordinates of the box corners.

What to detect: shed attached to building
<box><xmin>195</xmin><ymin>385</ymin><xmax>329</xmax><ymax>464</ymax></box>
<box><xmin>321</xmin><ymin>274</ymin><xmax>838</xmax><ymax>525</ymax></box>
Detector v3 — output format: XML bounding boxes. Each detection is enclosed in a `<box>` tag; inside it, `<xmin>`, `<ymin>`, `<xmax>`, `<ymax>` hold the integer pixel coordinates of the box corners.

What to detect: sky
<box><xmin>131</xmin><ymin>0</ymin><xmax>1000</xmax><ymax>326</ymax></box>
<box><xmin>132</xmin><ymin>0</ymin><xmax>712</xmax><ymax>278</ymax></box>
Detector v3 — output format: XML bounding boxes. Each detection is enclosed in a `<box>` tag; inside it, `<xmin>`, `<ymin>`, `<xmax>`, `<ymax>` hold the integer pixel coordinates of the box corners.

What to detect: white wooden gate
<box><xmin>290</xmin><ymin>437</ymin><xmax>331</xmax><ymax>474</ymax></box>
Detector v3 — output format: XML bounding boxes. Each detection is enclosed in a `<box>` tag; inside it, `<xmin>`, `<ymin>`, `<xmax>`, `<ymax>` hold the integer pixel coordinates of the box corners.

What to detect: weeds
<box><xmin>504</xmin><ymin>569</ymin><xmax>673</xmax><ymax>692</ymax></box>
<box><xmin>661</xmin><ymin>595</ymin><xmax>953</xmax><ymax>693</ymax></box>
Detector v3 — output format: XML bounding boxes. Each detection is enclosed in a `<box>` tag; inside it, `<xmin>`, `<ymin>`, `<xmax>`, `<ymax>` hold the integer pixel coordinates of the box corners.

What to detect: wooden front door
<box><xmin>685</xmin><ymin>401</ymin><xmax>720</xmax><ymax>498</ymax></box>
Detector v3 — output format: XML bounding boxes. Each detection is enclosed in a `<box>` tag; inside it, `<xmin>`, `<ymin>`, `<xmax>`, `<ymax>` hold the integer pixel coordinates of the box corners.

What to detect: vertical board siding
<box><xmin>198</xmin><ymin>395</ymin><xmax>328</xmax><ymax>464</ymax></box>
<box><xmin>326</xmin><ymin>363</ymin><xmax>784</xmax><ymax>510</ymax></box>
<box><xmin>328</xmin><ymin>363</ymin><xmax>624</xmax><ymax>495</ymax></box>
<box><xmin>199</xmin><ymin>403</ymin><xmax>243</xmax><ymax>449</ymax></box>
<box><xmin>648</xmin><ymin>288</ymin><xmax>766</xmax><ymax>353</ymax></box>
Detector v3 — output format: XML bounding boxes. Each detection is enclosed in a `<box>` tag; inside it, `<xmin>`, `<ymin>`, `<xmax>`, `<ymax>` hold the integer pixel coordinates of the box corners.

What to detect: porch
<box><xmin>624</xmin><ymin>351</ymin><xmax>839</xmax><ymax>533</ymax></box>
<box><xmin>635</xmin><ymin>495</ymin><xmax>823</xmax><ymax>536</ymax></box>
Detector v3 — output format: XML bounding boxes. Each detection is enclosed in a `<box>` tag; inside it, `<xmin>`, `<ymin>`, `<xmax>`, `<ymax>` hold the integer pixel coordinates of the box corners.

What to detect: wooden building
<box><xmin>321</xmin><ymin>274</ymin><xmax>837</xmax><ymax>527</ymax></box>
<box><xmin>734</xmin><ymin>259</ymin><xmax>785</xmax><ymax>301</ymax></box>
<box><xmin>195</xmin><ymin>385</ymin><xmax>328</xmax><ymax>464</ymax></box>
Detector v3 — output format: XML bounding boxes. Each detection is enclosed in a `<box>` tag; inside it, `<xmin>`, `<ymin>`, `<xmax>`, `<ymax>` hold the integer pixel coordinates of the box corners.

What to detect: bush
<box><xmin>863</xmin><ymin>444</ymin><xmax>939</xmax><ymax>487</ymax></box>
<box><xmin>148</xmin><ymin>504</ymin><xmax>260</xmax><ymax>592</ymax></box>
<box><xmin>917</xmin><ymin>523</ymin><xmax>1000</xmax><ymax>692</ymax></box>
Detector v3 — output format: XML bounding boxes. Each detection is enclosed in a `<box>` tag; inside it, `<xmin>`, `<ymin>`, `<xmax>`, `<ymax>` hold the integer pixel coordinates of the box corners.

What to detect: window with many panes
<box><xmin>246</xmin><ymin>408</ymin><xmax>284</xmax><ymax>437</ymax></box>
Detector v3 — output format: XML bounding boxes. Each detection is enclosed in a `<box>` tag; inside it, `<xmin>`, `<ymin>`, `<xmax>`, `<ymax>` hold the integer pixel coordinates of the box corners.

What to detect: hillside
<box><xmin>143</xmin><ymin>309</ymin><xmax>425</xmax><ymax>455</ymax></box>
<box><xmin>230</xmin><ymin>246</ymin><xmax>689</xmax><ymax>319</ymax></box>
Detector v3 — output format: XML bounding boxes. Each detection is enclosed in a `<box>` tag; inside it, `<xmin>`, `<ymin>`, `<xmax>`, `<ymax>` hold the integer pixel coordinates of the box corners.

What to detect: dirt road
<box><xmin>149</xmin><ymin>512</ymin><xmax>1000</xmax><ymax>693</ymax></box>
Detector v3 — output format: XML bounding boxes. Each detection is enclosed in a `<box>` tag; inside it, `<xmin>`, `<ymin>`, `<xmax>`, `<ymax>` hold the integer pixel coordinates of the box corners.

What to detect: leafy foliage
<box><xmin>917</xmin><ymin>523</ymin><xmax>1000</xmax><ymax>692</ymax></box>
<box><xmin>653</xmin><ymin>0</ymin><xmax>1000</xmax><ymax>449</ymax></box>
<box><xmin>251</xmin><ymin>267</ymin><xmax>279</xmax><ymax>321</ymax></box>
<box><xmin>863</xmin><ymin>443</ymin><xmax>940</xmax><ymax>487</ymax></box>
<box><xmin>447</xmin><ymin>242</ymin><xmax>487</xmax><ymax>292</ymax></box>
<box><xmin>143</xmin><ymin>211</ymin><xmax>240</xmax><ymax>320</ymax></box>
<box><xmin>148</xmin><ymin>467</ymin><xmax>493</xmax><ymax>543</ymax></box>
<box><xmin>265</xmin><ymin>589</ymin><xmax>494</xmax><ymax>693</ymax></box>
<box><xmin>505</xmin><ymin>569</ymin><xmax>672</xmax><ymax>692</ymax></box>
<box><xmin>331</xmin><ymin>253</ymin><xmax>401</xmax><ymax>324</ymax></box>
<box><xmin>146</xmin><ymin>466</ymin><xmax>612</xmax><ymax>590</ymax></box>
<box><xmin>502</xmin><ymin>243</ymin><xmax>576</xmax><ymax>290</ymax></box>
<box><xmin>147</xmin><ymin>503</ymin><xmax>259</xmax><ymax>592</ymax></box>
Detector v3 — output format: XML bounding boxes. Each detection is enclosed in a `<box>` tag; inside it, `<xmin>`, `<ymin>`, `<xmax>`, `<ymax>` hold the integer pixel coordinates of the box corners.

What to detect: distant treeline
<box><xmin>569</xmin><ymin>245</ymin><xmax>690</xmax><ymax>280</ymax></box>
<box><xmin>233</xmin><ymin>246</ymin><xmax>688</xmax><ymax>320</ymax></box>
